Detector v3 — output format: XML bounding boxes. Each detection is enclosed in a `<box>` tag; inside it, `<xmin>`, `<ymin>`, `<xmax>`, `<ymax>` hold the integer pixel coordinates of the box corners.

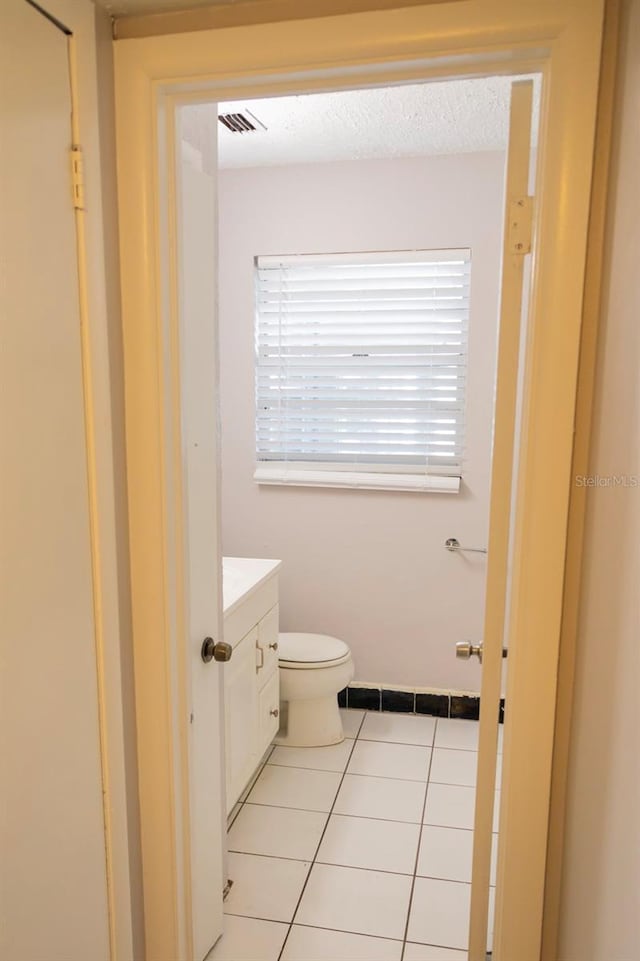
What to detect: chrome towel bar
<box><xmin>444</xmin><ymin>537</ymin><xmax>487</xmax><ymax>555</ymax></box>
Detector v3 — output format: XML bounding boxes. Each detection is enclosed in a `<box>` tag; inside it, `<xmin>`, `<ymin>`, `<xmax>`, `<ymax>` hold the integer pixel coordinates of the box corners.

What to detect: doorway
<box><xmin>113</xmin><ymin>4</ymin><xmax>605</xmax><ymax>959</ymax></box>
<box><xmin>196</xmin><ymin>74</ymin><xmax>537</xmax><ymax>960</ymax></box>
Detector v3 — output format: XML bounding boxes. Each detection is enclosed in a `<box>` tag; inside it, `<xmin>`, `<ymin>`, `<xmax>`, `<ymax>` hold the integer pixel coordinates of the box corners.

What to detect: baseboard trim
<box><xmin>338</xmin><ymin>683</ymin><xmax>505</xmax><ymax>722</ymax></box>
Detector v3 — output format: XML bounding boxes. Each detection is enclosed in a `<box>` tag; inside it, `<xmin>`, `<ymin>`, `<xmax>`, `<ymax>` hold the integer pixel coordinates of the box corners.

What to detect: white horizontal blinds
<box><xmin>255</xmin><ymin>249</ymin><xmax>470</xmax><ymax>476</ymax></box>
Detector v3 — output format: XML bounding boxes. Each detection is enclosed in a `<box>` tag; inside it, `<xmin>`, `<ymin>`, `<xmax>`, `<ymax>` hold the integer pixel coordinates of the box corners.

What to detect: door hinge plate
<box><xmin>508</xmin><ymin>196</ymin><xmax>533</xmax><ymax>254</ymax></box>
<box><xmin>70</xmin><ymin>146</ymin><xmax>85</xmax><ymax>210</ymax></box>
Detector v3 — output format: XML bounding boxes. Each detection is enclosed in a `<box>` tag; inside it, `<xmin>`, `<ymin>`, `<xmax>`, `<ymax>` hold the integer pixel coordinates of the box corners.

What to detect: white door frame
<box><xmin>113</xmin><ymin>3</ymin><xmax>605</xmax><ymax>959</ymax></box>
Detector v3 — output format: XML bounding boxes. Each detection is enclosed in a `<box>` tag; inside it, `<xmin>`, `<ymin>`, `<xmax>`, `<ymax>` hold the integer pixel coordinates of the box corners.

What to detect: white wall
<box><xmin>557</xmin><ymin>1</ymin><xmax>640</xmax><ymax>957</ymax></box>
<box><xmin>219</xmin><ymin>152</ymin><xmax>505</xmax><ymax>690</ymax></box>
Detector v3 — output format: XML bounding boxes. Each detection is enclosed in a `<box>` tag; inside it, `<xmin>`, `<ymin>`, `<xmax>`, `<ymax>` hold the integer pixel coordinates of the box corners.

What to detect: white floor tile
<box><xmin>417</xmin><ymin>825</ymin><xmax>499</xmax><ymax>885</ymax></box>
<box><xmin>247</xmin><ymin>765</ymin><xmax>342</xmax><ymax>813</ymax></box>
<box><xmin>317</xmin><ymin>814</ymin><xmax>421</xmax><ymax>874</ymax></box>
<box><xmin>228</xmin><ymin>804</ymin><xmax>327</xmax><ymax>861</ymax></box>
<box><xmin>423</xmin><ymin>784</ymin><xmax>476</xmax><ymax>830</ymax></box>
<box><xmin>224</xmin><ymin>852</ymin><xmax>310</xmax><ymax>923</ymax></box>
<box><xmin>417</xmin><ymin>826</ymin><xmax>473</xmax><ymax>883</ymax></box>
<box><xmin>434</xmin><ymin>719</ymin><xmax>479</xmax><ymax>752</ymax></box>
<box><xmin>295</xmin><ymin>863</ymin><xmax>412</xmax><ymax>940</ymax></box>
<box><xmin>360</xmin><ymin>712</ymin><xmax>436</xmax><ymax>746</ymax></box>
<box><xmin>269</xmin><ymin>739</ymin><xmax>354</xmax><ymax>773</ymax></box>
<box><xmin>407</xmin><ymin>877</ymin><xmax>471</xmax><ymax>951</ymax></box>
<box><xmin>430</xmin><ymin>749</ymin><xmax>478</xmax><ymax>787</ymax></box>
<box><xmin>348</xmin><ymin>740</ymin><xmax>431</xmax><ymax>782</ymax></box>
<box><xmin>281</xmin><ymin>924</ymin><xmax>402</xmax><ymax>961</ymax></box>
<box><xmin>206</xmin><ymin>914</ymin><xmax>288</xmax><ymax>961</ymax></box>
<box><xmin>340</xmin><ymin>709</ymin><xmax>365</xmax><ymax>739</ymax></box>
<box><xmin>403</xmin><ymin>943</ymin><xmax>468</xmax><ymax>960</ymax></box>
<box><xmin>434</xmin><ymin>718</ymin><xmax>505</xmax><ymax>755</ymax></box>
<box><xmin>334</xmin><ymin>774</ymin><xmax>426</xmax><ymax>823</ymax></box>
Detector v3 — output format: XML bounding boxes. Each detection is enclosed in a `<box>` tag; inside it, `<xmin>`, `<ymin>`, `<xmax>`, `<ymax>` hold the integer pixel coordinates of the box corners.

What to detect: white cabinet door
<box><xmin>0</xmin><ymin>2</ymin><xmax>109</xmax><ymax>959</ymax></box>
<box><xmin>258</xmin><ymin>670</ymin><xmax>281</xmax><ymax>751</ymax></box>
<box><xmin>257</xmin><ymin>604</ymin><xmax>280</xmax><ymax>679</ymax></box>
<box><xmin>224</xmin><ymin>629</ymin><xmax>259</xmax><ymax>812</ymax></box>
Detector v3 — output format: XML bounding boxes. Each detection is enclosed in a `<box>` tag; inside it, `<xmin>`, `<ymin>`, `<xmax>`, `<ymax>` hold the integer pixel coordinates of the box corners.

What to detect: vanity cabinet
<box><xmin>222</xmin><ymin>558</ymin><xmax>282</xmax><ymax>813</ymax></box>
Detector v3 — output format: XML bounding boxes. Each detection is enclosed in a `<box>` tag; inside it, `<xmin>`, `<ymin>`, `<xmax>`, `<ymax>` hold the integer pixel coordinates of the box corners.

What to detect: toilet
<box><xmin>274</xmin><ymin>633</ymin><xmax>354</xmax><ymax>747</ymax></box>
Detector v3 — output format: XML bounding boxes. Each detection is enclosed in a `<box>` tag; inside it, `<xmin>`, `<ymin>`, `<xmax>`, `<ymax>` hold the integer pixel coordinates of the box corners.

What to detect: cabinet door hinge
<box><xmin>508</xmin><ymin>195</ymin><xmax>533</xmax><ymax>254</ymax></box>
<box><xmin>70</xmin><ymin>146</ymin><xmax>85</xmax><ymax>210</ymax></box>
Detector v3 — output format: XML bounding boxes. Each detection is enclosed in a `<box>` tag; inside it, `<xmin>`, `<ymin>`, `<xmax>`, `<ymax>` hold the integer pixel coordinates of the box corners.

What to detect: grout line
<box><xmin>237</xmin><ymin>801</ymin><xmax>337</xmax><ymax>817</ymax></box>
<box><xmin>314</xmin><ymin>859</ymin><xmax>415</xmax><ymax>877</ymax></box>
<box><xmin>358</xmin><ymin>737</ymin><xmax>435</xmax><ymax>748</ymax></box>
<box><xmin>272</xmin><ymin>739</ymin><xmax>490</xmax><ymax>755</ymax></box>
<box><xmin>266</xmin><ymin>763</ymin><xmax>430</xmax><ymax>783</ymax></box>
<box><xmin>400</xmin><ymin>716</ymin><xmax>438</xmax><ymax>961</ymax></box>
<box><xmin>284</xmin><ymin>920</ymin><xmax>405</xmax><ymax>943</ymax></box>
<box><xmin>267</xmin><ymin>762</ymin><xmax>354</xmax><ymax>775</ymax></box>
<box><xmin>341</xmin><ymin>769</ymin><xmax>430</xmax><ymax>782</ymax></box>
<box><xmin>279</xmin><ymin>807</ymin><xmax>424</xmax><ymax>826</ymax></box>
<box><xmin>276</xmin><ymin>707</ymin><xmax>365</xmax><ymax>961</ymax></box>
<box><xmin>227</xmin><ymin>847</ymin><xmax>313</xmax><ymax>864</ymax></box>
<box><xmin>223</xmin><ymin>910</ymin><xmax>298</xmax><ymax>926</ymax></box>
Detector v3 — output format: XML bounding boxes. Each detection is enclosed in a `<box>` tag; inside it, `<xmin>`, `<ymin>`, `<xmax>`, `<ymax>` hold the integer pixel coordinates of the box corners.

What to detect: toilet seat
<box><xmin>279</xmin><ymin>632</ymin><xmax>351</xmax><ymax>670</ymax></box>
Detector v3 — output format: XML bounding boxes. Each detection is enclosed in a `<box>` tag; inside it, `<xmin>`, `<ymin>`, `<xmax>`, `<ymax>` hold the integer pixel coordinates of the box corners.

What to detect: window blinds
<box><xmin>255</xmin><ymin>249</ymin><xmax>471</xmax><ymax>488</ymax></box>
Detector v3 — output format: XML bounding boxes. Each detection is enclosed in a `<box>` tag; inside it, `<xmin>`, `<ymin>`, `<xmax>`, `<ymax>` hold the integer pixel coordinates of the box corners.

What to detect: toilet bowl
<box><xmin>275</xmin><ymin>633</ymin><xmax>354</xmax><ymax>747</ymax></box>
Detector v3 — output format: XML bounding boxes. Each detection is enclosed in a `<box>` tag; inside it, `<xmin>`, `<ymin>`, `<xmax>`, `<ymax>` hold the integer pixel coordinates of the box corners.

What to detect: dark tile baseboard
<box><xmin>338</xmin><ymin>684</ymin><xmax>505</xmax><ymax>723</ymax></box>
<box><xmin>416</xmin><ymin>692</ymin><xmax>449</xmax><ymax>718</ymax></box>
<box><xmin>345</xmin><ymin>686</ymin><xmax>381</xmax><ymax>711</ymax></box>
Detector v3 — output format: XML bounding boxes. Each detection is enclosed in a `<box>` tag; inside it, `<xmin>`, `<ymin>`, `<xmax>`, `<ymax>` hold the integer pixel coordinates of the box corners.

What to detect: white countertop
<box><xmin>222</xmin><ymin>556</ymin><xmax>282</xmax><ymax>616</ymax></box>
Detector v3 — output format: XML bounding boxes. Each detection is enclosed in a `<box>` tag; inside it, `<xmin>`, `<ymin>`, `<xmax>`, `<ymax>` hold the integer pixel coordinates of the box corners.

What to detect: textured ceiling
<box><xmin>213</xmin><ymin>76</ymin><xmax>540</xmax><ymax>168</ymax></box>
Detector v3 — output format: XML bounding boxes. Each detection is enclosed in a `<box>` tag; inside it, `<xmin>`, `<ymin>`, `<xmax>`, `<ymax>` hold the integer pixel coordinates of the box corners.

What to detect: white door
<box><xmin>468</xmin><ymin>80</ymin><xmax>535</xmax><ymax>961</ymax></box>
<box><xmin>176</xmin><ymin>102</ymin><xmax>226</xmax><ymax>960</ymax></box>
<box><xmin>0</xmin><ymin>2</ymin><xmax>110</xmax><ymax>960</ymax></box>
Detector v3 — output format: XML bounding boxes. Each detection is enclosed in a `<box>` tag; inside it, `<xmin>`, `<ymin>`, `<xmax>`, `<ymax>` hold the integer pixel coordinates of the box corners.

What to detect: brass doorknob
<box><xmin>456</xmin><ymin>641</ymin><xmax>483</xmax><ymax>663</ymax></box>
<box><xmin>201</xmin><ymin>638</ymin><xmax>233</xmax><ymax>663</ymax></box>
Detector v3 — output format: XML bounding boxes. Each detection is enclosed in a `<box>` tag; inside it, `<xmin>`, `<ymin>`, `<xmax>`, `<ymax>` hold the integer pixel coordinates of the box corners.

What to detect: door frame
<box><xmin>113</xmin><ymin>2</ymin><xmax>606</xmax><ymax>959</ymax></box>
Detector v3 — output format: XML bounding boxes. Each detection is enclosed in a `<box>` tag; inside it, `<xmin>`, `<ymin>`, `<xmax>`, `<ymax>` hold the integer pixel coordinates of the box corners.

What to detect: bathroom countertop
<box><xmin>222</xmin><ymin>556</ymin><xmax>282</xmax><ymax>616</ymax></box>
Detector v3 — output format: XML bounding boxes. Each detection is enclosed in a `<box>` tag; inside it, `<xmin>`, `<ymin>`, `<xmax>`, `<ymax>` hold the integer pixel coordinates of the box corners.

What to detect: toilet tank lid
<box><xmin>278</xmin><ymin>632</ymin><xmax>350</xmax><ymax>664</ymax></box>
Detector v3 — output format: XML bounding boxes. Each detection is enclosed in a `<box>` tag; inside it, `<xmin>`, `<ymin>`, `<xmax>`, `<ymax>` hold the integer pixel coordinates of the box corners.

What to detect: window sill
<box><xmin>253</xmin><ymin>465</ymin><xmax>461</xmax><ymax>494</ymax></box>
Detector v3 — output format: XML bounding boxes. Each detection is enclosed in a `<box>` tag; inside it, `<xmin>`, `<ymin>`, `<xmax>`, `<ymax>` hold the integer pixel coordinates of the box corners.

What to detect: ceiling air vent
<box><xmin>218</xmin><ymin>110</ymin><xmax>267</xmax><ymax>134</ymax></box>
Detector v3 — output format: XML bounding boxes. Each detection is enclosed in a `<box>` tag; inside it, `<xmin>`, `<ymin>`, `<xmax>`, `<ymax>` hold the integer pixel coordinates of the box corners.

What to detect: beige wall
<box><xmin>219</xmin><ymin>152</ymin><xmax>505</xmax><ymax>690</ymax></box>
<box><xmin>557</xmin><ymin>0</ymin><xmax>640</xmax><ymax>957</ymax></box>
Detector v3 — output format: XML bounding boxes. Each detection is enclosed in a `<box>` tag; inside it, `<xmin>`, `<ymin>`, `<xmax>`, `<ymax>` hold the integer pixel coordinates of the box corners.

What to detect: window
<box><xmin>254</xmin><ymin>249</ymin><xmax>471</xmax><ymax>492</ymax></box>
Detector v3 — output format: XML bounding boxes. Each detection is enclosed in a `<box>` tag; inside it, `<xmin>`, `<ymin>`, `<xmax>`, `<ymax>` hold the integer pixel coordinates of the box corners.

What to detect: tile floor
<box><xmin>211</xmin><ymin>710</ymin><xmax>501</xmax><ymax>961</ymax></box>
